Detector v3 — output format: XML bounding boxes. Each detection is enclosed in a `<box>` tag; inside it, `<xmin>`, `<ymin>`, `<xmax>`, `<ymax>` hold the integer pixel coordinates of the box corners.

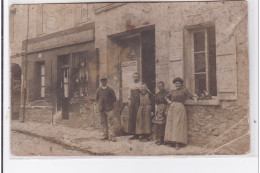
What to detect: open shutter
<box><xmin>88</xmin><ymin>50</ymin><xmax>98</xmax><ymax>99</ymax></box>
<box><xmin>216</xmin><ymin>37</ymin><xmax>237</xmax><ymax>100</ymax></box>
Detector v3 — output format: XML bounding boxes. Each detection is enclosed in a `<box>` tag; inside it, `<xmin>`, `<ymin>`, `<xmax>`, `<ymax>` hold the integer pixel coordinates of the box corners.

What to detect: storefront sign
<box><xmin>27</xmin><ymin>29</ymin><xmax>94</xmax><ymax>53</ymax></box>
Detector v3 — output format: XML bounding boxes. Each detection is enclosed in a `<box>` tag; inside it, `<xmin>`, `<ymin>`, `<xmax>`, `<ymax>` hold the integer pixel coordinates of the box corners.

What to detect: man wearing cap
<box><xmin>96</xmin><ymin>75</ymin><xmax>117</xmax><ymax>142</ymax></box>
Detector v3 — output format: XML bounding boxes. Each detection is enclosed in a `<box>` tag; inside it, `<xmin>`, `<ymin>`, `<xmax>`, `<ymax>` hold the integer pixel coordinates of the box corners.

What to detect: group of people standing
<box><xmin>96</xmin><ymin>72</ymin><xmax>193</xmax><ymax>150</ymax></box>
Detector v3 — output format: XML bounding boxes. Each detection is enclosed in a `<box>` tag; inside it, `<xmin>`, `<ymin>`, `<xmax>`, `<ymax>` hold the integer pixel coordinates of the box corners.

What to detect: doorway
<box><xmin>117</xmin><ymin>27</ymin><xmax>156</xmax><ymax>101</ymax></box>
<box><xmin>57</xmin><ymin>54</ymin><xmax>70</xmax><ymax>119</ymax></box>
<box><xmin>111</xmin><ymin>26</ymin><xmax>155</xmax><ymax>133</ymax></box>
<box><xmin>141</xmin><ymin>29</ymin><xmax>156</xmax><ymax>94</ymax></box>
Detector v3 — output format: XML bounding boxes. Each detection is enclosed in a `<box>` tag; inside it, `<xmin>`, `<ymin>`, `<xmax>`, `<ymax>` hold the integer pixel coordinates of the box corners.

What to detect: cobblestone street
<box><xmin>11</xmin><ymin>121</ymin><xmax>211</xmax><ymax>156</ymax></box>
<box><xmin>11</xmin><ymin>132</ymin><xmax>89</xmax><ymax>156</ymax></box>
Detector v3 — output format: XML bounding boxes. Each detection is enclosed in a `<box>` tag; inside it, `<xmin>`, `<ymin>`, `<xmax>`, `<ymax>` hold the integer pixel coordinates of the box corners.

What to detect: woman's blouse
<box><xmin>165</xmin><ymin>87</ymin><xmax>193</xmax><ymax>104</ymax></box>
<box><xmin>155</xmin><ymin>90</ymin><xmax>168</xmax><ymax>105</ymax></box>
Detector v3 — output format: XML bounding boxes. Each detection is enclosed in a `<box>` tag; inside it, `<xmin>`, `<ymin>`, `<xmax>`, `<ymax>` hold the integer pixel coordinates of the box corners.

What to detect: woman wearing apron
<box><xmin>164</xmin><ymin>77</ymin><xmax>193</xmax><ymax>150</ymax></box>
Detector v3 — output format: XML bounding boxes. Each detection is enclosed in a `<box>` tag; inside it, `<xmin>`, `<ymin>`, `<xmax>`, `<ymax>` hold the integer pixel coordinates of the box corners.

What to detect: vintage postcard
<box><xmin>10</xmin><ymin>1</ymin><xmax>250</xmax><ymax>156</ymax></box>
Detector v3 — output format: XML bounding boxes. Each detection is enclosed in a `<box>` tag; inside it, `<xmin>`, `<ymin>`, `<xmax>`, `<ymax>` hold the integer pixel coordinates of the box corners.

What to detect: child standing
<box><xmin>135</xmin><ymin>83</ymin><xmax>154</xmax><ymax>142</ymax></box>
<box><xmin>152</xmin><ymin>81</ymin><xmax>168</xmax><ymax>145</ymax></box>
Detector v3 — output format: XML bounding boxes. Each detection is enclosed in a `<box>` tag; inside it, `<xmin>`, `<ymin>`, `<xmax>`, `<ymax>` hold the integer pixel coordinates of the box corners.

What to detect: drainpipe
<box><xmin>21</xmin><ymin>5</ymin><xmax>30</xmax><ymax>123</ymax></box>
<box><xmin>51</xmin><ymin>59</ymin><xmax>54</xmax><ymax>125</ymax></box>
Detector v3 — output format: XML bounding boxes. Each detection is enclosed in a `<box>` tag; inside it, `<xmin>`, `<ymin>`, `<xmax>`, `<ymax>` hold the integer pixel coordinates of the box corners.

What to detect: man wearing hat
<box><xmin>96</xmin><ymin>75</ymin><xmax>117</xmax><ymax>142</ymax></box>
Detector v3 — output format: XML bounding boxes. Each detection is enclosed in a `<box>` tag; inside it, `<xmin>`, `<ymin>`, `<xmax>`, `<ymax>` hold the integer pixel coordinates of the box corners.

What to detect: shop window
<box><xmin>72</xmin><ymin>51</ymin><xmax>89</xmax><ymax>97</ymax></box>
<box><xmin>35</xmin><ymin>61</ymin><xmax>45</xmax><ymax>99</ymax></box>
<box><xmin>192</xmin><ymin>26</ymin><xmax>217</xmax><ymax>97</ymax></box>
<box><xmin>63</xmin><ymin>68</ymin><xmax>69</xmax><ymax>98</ymax></box>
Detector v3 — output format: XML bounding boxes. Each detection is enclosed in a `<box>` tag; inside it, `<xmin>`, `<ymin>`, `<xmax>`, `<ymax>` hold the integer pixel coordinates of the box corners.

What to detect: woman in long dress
<box><xmin>164</xmin><ymin>77</ymin><xmax>193</xmax><ymax>150</ymax></box>
<box><xmin>135</xmin><ymin>83</ymin><xmax>154</xmax><ymax>142</ymax></box>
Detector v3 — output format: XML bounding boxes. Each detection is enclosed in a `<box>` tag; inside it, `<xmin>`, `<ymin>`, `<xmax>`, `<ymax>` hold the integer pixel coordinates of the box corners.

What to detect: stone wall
<box><xmin>10</xmin><ymin>4</ymin><xmax>95</xmax><ymax>57</ymax></box>
<box><xmin>69</xmin><ymin>98</ymin><xmax>122</xmax><ymax>135</ymax></box>
<box><xmin>186</xmin><ymin>103</ymin><xmax>248</xmax><ymax>147</ymax></box>
<box><xmin>19</xmin><ymin>100</ymin><xmax>53</xmax><ymax>124</ymax></box>
<box><xmin>69</xmin><ymin>99</ymin><xmax>100</xmax><ymax>129</ymax></box>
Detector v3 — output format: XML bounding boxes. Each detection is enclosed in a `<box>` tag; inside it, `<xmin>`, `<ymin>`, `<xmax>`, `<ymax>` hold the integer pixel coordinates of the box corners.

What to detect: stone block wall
<box><xmin>186</xmin><ymin>102</ymin><xmax>249</xmax><ymax>148</ymax></box>
<box><xmin>20</xmin><ymin>107</ymin><xmax>53</xmax><ymax>124</ymax></box>
<box><xmin>69</xmin><ymin>99</ymin><xmax>122</xmax><ymax>135</ymax></box>
<box><xmin>19</xmin><ymin>100</ymin><xmax>53</xmax><ymax>124</ymax></box>
<box><xmin>69</xmin><ymin>99</ymin><xmax>101</xmax><ymax>129</ymax></box>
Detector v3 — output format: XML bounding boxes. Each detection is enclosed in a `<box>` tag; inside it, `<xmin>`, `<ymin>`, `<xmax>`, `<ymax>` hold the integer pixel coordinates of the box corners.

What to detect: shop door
<box><xmin>119</xmin><ymin>34</ymin><xmax>141</xmax><ymax>103</ymax></box>
<box><xmin>119</xmin><ymin>30</ymin><xmax>156</xmax><ymax>102</ymax></box>
<box><xmin>57</xmin><ymin>55</ymin><xmax>70</xmax><ymax>119</ymax></box>
<box><xmin>141</xmin><ymin>29</ymin><xmax>156</xmax><ymax>94</ymax></box>
<box><xmin>119</xmin><ymin>29</ymin><xmax>155</xmax><ymax>133</ymax></box>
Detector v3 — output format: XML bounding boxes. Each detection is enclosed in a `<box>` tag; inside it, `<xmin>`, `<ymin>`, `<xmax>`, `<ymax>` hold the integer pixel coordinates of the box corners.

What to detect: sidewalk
<box><xmin>11</xmin><ymin>121</ymin><xmax>211</xmax><ymax>156</ymax></box>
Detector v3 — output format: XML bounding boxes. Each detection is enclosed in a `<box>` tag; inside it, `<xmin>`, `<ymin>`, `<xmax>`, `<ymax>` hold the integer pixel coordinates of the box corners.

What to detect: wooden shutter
<box><xmin>216</xmin><ymin>37</ymin><xmax>237</xmax><ymax>100</ymax></box>
<box><xmin>87</xmin><ymin>50</ymin><xmax>98</xmax><ymax>99</ymax></box>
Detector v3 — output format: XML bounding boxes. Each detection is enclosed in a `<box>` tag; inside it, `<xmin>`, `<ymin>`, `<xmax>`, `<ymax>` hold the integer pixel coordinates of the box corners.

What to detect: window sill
<box><xmin>70</xmin><ymin>97</ymin><xmax>95</xmax><ymax>102</ymax></box>
<box><xmin>184</xmin><ymin>99</ymin><xmax>220</xmax><ymax>106</ymax></box>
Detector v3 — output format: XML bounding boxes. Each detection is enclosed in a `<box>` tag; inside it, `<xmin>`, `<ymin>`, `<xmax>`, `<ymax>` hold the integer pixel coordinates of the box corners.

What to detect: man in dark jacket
<box><xmin>96</xmin><ymin>75</ymin><xmax>117</xmax><ymax>142</ymax></box>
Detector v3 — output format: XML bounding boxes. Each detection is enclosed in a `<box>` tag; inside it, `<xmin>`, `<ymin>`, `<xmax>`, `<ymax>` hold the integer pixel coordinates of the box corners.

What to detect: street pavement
<box><xmin>11</xmin><ymin>132</ymin><xmax>88</xmax><ymax>156</ymax></box>
<box><xmin>11</xmin><ymin>121</ymin><xmax>211</xmax><ymax>156</ymax></box>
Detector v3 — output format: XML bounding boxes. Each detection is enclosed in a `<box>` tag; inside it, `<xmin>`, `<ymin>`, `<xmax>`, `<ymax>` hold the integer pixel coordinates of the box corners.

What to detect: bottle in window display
<box><xmin>78</xmin><ymin>60</ymin><xmax>89</xmax><ymax>97</ymax></box>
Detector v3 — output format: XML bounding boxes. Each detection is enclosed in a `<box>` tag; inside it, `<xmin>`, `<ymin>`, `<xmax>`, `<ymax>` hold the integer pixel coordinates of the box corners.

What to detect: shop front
<box><xmin>21</xmin><ymin>22</ymin><xmax>99</xmax><ymax>127</ymax></box>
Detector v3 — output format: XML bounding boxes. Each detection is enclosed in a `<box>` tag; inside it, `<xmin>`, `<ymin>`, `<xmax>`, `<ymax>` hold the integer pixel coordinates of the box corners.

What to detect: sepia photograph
<box><xmin>9</xmin><ymin>1</ymin><xmax>250</xmax><ymax>156</ymax></box>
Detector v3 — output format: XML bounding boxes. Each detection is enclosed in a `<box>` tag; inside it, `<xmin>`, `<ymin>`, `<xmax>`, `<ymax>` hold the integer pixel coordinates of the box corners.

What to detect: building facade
<box><xmin>11</xmin><ymin>2</ymin><xmax>249</xmax><ymax>151</ymax></box>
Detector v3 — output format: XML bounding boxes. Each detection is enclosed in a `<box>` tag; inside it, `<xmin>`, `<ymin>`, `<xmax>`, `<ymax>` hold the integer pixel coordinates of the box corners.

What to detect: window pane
<box><xmin>64</xmin><ymin>83</ymin><xmax>69</xmax><ymax>98</ymax></box>
<box><xmin>85</xmin><ymin>67</ymin><xmax>88</xmax><ymax>81</ymax></box>
<box><xmin>79</xmin><ymin>68</ymin><xmax>85</xmax><ymax>81</ymax></box>
<box><xmin>41</xmin><ymin>76</ymin><xmax>45</xmax><ymax>86</ymax></box>
<box><xmin>195</xmin><ymin>74</ymin><xmax>206</xmax><ymax>94</ymax></box>
<box><xmin>64</xmin><ymin>70</ymin><xmax>69</xmax><ymax>83</ymax></box>
<box><xmin>41</xmin><ymin>87</ymin><xmax>45</xmax><ymax>97</ymax></box>
<box><xmin>194</xmin><ymin>31</ymin><xmax>205</xmax><ymax>52</ymax></box>
<box><xmin>194</xmin><ymin>53</ymin><xmax>206</xmax><ymax>73</ymax></box>
<box><xmin>72</xmin><ymin>51</ymin><xmax>88</xmax><ymax>97</ymax></box>
<box><xmin>73</xmin><ymin>54</ymin><xmax>80</xmax><ymax>68</ymax></box>
<box><xmin>40</xmin><ymin>64</ymin><xmax>45</xmax><ymax>75</ymax></box>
